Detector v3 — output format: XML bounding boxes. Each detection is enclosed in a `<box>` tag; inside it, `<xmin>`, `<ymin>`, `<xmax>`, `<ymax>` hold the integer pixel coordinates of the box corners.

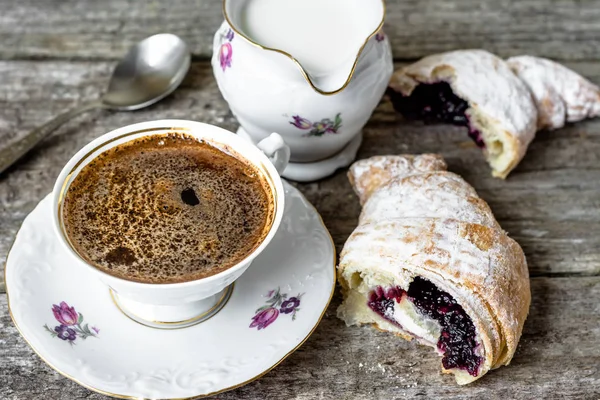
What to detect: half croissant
<box><xmin>337</xmin><ymin>154</ymin><xmax>531</xmax><ymax>384</ymax></box>
<box><xmin>387</xmin><ymin>50</ymin><xmax>538</xmax><ymax>178</ymax></box>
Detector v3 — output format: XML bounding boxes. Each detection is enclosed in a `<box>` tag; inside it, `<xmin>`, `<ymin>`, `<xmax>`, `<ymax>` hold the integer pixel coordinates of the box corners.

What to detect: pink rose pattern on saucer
<box><xmin>250</xmin><ymin>288</ymin><xmax>304</xmax><ymax>330</ymax></box>
<box><xmin>375</xmin><ymin>29</ymin><xmax>385</xmax><ymax>42</ymax></box>
<box><xmin>220</xmin><ymin>29</ymin><xmax>234</xmax><ymax>71</ymax></box>
<box><xmin>289</xmin><ymin>113</ymin><xmax>343</xmax><ymax>137</ymax></box>
<box><xmin>43</xmin><ymin>301</ymin><xmax>99</xmax><ymax>345</ymax></box>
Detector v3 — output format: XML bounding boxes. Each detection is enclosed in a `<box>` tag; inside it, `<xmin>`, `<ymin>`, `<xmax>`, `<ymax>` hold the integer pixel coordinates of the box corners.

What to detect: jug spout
<box><xmin>305</xmin><ymin>55</ymin><xmax>365</xmax><ymax>95</ymax></box>
<box><xmin>223</xmin><ymin>0</ymin><xmax>386</xmax><ymax>95</ymax></box>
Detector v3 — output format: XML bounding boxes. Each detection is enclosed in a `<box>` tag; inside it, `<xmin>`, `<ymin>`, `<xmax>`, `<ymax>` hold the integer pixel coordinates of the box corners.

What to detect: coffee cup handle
<box><xmin>256</xmin><ymin>133</ymin><xmax>291</xmax><ymax>175</ymax></box>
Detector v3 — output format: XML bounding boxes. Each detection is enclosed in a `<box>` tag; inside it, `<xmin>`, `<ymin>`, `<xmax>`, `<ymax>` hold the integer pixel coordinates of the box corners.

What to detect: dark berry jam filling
<box><xmin>387</xmin><ymin>82</ymin><xmax>485</xmax><ymax>148</ymax></box>
<box><xmin>367</xmin><ymin>277</ymin><xmax>482</xmax><ymax>376</ymax></box>
<box><xmin>367</xmin><ymin>286</ymin><xmax>406</xmax><ymax>323</ymax></box>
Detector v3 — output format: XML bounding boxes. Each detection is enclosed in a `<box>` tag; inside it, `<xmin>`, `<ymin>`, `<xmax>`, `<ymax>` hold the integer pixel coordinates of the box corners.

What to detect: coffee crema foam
<box><xmin>62</xmin><ymin>133</ymin><xmax>274</xmax><ymax>284</ymax></box>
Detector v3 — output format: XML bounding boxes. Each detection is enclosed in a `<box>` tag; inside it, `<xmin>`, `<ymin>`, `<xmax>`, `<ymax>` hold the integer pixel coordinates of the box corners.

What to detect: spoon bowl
<box><xmin>103</xmin><ymin>33</ymin><xmax>191</xmax><ymax>110</ymax></box>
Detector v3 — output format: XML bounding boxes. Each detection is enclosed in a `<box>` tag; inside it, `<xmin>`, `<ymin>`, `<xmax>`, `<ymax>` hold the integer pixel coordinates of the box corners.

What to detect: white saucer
<box><xmin>5</xmin><ymin>181</ymin><xmax>335</xmax><ymax>399</ymax></box>
<box><xmin>237</xmin><ymin>127</ymin><xmax>362</xmax><ymax>182</ymax></box>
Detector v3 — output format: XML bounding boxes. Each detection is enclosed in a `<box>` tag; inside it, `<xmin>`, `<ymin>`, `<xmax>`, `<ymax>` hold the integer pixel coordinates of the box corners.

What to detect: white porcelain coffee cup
<box><xmin>51</xmin><ymin>119</ymin><xmax>290</xmax><ymax>328</ymax></box>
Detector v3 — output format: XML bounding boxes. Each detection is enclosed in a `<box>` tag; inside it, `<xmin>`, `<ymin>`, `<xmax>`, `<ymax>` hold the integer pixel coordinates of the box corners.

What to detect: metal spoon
<box><xmin>0</xmin><ymin>33</ymin><xmax>191</xmax><ymax>174</ymax></box>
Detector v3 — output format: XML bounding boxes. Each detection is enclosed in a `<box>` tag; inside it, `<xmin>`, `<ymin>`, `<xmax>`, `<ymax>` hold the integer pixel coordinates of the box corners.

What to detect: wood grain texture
<box><xmin>0</xmin><ymin>0</ymin><xmax>600</xmax><ymax>400</ymax></box>
<box><xmin>2</xmin><ymin>61</ymin><xmax>600</xmax><ymax>281</ymax></box>
<box><xmin>2</xmin><ymin>4</ymin><xmax>600</xmax><ymax>393</ymax></box>
<box><xmin>3</xmin><ymin>0</ymin><xmax>600</xmax><ymax>61</ymax></box>
<box><xmin>1</xmin><ymin>277</ymin><xmax>599</xmax><ymax>399</ymax></box>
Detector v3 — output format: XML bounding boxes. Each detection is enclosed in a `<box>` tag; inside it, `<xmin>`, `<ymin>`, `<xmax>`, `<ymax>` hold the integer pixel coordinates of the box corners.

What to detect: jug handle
<box><xmin>256</xmin><ymin>133</ymin><xmax>290</xmax><ymax>175</ymax></box>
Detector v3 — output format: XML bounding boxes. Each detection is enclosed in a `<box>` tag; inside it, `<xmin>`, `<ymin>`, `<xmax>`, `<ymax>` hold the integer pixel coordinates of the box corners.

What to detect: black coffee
<box><xmin>62</xmin><ymin>133</ymin><xmax>274</xmax><ymax>284</ymax></box>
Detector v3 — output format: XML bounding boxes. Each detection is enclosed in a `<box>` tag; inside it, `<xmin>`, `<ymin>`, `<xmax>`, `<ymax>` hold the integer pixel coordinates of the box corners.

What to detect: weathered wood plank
<box><xmin>2</xmin><ymin>1</ymin><xmax>600</xmax><ymax>399</ymax></box>
<box><xmin>2</xmin><ymin>60</ymin><xmax>600</xmax><ymax>281</ymax></box>
<box><xmin>1</xmin><ymin>277</ymin><xmax>599</xmax><ymax>399</ymax></box>
<box><xmin>3</xmin><ymin>0</ymin><xmax>600</xmax><ymax>61</ymax></box>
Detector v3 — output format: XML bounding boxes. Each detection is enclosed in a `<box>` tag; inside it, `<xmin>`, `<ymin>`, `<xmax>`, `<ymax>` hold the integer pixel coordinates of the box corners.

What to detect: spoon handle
<box><xmin>0</xmin><ymin>100</ymin><xmax>104</xmax><ymax>175</ymax></box>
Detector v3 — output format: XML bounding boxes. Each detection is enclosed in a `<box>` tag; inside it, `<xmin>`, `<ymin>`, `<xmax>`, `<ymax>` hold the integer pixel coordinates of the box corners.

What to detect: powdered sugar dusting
<box><xmin>349</xmin><ymin>154</ymin><xmax>447</xmax><ymax>205</ymax></box>
<box><xmin>360</xmin><ymin>172</ymin><xmax>500</xmax><ymax>230</ymax></box>
<box><xmin>507</xmin><ymin>55</ymin><xmax>600</xmax><ymax>130</ymax></box>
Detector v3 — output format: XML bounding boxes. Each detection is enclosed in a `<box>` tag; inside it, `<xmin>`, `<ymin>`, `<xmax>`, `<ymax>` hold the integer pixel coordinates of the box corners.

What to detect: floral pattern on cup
<box><xmin>289</xmin><ymin>113</ymin><xmax>343</xmax><ymax>137</ymax></box>
<box><xmin>220</xmin><ymin>28</ymin><xmax>235</xmax><ymax>71</ymax></box>
<box><xmin>43</xmin><ymin>301</ymin><xmax>99</xmax><ymax>345</ymax></box>
<box><xmin>250</xmin><ymin>288</ymin><xmax>304</xmax><ymax>330</ymax></box>
<box><xmin>375</xmin><ymin>30</ymin><xmax>385</xmax><ymax>42</ymax></box>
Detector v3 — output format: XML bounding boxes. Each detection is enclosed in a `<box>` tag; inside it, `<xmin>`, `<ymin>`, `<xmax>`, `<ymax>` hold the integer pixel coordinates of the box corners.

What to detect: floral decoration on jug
<box><xmin>219</xmin><ymin>28</ymin><xmax>235</xmax><ymax>71</ymax></box>
<box><xmin>289</xmin><ymin>113</ymin><xmax>343</xmax><ymax>136</ymax></box>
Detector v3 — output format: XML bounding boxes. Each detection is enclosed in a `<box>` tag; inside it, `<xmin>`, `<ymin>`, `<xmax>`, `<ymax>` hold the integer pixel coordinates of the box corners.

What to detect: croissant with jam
<box><xmin>337</xmin><ymin>154</ymin><xmax>531</xmax><ymax>384</ymax></box>
<box><xmin>387</xmin><ymin>50</ymin><xmax>600</xmax><ymax>178</ymax></box>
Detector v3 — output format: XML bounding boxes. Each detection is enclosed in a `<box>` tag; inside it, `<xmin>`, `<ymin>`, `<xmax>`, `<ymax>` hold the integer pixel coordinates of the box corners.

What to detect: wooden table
<box><xmin>1</xmin><ymin>1</ymin><xmax>599</xmax><ymax>398</ymax></box>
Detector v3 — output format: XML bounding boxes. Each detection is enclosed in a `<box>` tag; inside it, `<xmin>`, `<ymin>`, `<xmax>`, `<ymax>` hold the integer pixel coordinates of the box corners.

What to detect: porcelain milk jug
<box><xmin>212</xmin><ymin>0</ymin><xmax>393</xmax><ymax>181</ymax></box>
